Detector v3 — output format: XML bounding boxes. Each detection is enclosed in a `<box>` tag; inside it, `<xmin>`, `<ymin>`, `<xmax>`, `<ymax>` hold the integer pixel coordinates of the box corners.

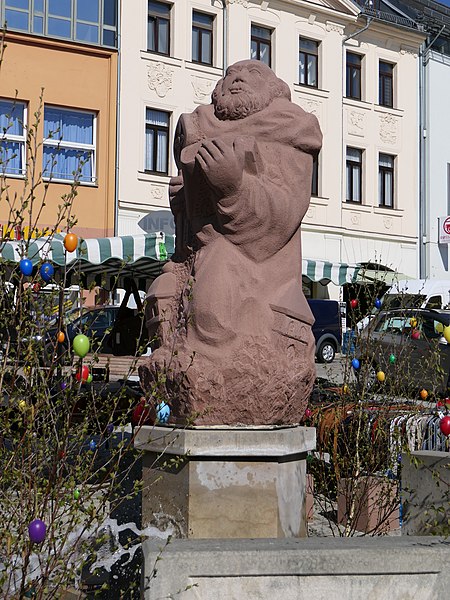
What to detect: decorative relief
<box><xmin>379</xmin><ymin>113</ymin><xmax>398</xmax><ymax>144</ymax></box>
<box><xmin>147</xmin><ymin>62</ymin><xmax>173</xmax><ymax>98</ymax></box>
<box><xmin>305</xmin><ymin>206</ymin><xmax>315</xmax><ymax>220</ymax></box>
<box><xmin>348</xmin><ymin>110</ymin><xmax>365</xmax><ymax>137</ymax></box>
<box><xmin>226</xmin><ymin>0</ymin><xmax>248</xmax><ymax>6</ymax></box>
<box><xmin>297</xmin><ymin>98</ymin><xmax>321</xmax><ymax>126</ymax></box>
<box><xmin>151</xmin><ymin>186</ymin><xmax>165</xmax><ymax>201</ymax></box>
<box><xmin>350</xmin><ymin>212</ymin><xmax>361</xmax><ymax>226</ymax></box>
<box><xmin>191</xmin><ymin>76</ymin><xmax>216</xmax><ymax>103</ymax></box>
<box><xmin>384</xmin><ymin>217</ymin><xmax>393</xmax><ymax>230</ymax></box>
<box><xmin>400</xmin><ymin>45</ymin><xmax>418</xmax><ymax>57</ymax></box>
<box><xmin>326</xmin><ymin>21</ymin><xmax>345</xmax><ymax>34</ymax></box>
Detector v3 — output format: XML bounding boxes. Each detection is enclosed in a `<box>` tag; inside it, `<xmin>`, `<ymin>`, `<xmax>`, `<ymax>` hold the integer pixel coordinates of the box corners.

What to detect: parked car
<box><xmin>355</xmin><ymin>307</ymin><xmax>450</xmax><ymax>395</ymax></box>
<box><xmin>307</xmin><ymin>299</ymin><xmax>343</xmax><ymax>363</ymax></box>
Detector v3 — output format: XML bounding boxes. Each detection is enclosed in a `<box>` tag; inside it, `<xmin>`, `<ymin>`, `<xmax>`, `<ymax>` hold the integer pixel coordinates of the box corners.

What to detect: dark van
<box><xmin>307</xmin><ymin>299</ymin><xmax>343</xmax><ymax>363</ymax></box>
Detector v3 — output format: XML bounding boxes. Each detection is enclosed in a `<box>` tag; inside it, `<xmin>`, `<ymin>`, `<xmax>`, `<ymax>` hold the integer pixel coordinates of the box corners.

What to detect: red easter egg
<box><xmin>440</xmin><ymin>415</ymin><xmax>450</xmax><ymax>437</ymax></box>
<box><xmin>350</xmin><ymin>299</ymin><xmax>358</xmax><ymax>309</ymax></box>
<box><xmin>75</xmin><ymin>365</ymin><xmax>89</xmax><ymax>382</ymax></box>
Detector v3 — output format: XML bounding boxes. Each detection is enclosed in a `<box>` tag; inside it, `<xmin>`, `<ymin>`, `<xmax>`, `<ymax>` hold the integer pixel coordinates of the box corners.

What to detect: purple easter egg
<box><xmin>28</xmin><ymin>519</ymin><xmax>46</xmax><ymax>543</ymax></box>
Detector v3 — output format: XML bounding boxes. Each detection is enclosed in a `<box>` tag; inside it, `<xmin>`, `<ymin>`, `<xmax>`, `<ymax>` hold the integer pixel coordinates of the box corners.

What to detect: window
<box><xmin>0</xmin><ymin>99</ymin><xmax>26</xmax><ymax>176</ymax></box>
<box><xmin>148</xmin><ymin>1</ymin><xmax>170</xmax><ymax>55</ymax></box>
<box><xmin>145</xmin><ymin>108</ymin><xmax>169</xmax><ymax>174</ymax></box>
<box><xmin>251</xmin><ymin>24</ymin><xmax>271</xmax><ymax>66</ymax></box>
<box><xmin>299</xmin><ymin>37</ymin><xmax>318</xmax><ymax>88</ymax></box>
<box><xmin>192</xmin><ymin>11</ymin><xmax>213</xmax><ymax>65</ymax></box>
<box><xmin>378</xmin><ymin>153</ymin><xmax>394</xmax><ymax>208</ymax></box>
<box><xmin>379</xmin><ymin>61</ymin><xmax>394</xmax><ymax>107</ymax></box>
<box><xmin>346</xmin><ymin>52</ymin><xmax>361</xmax><ymax>100</ymax></box>
<box><xmin>1</xmin><ymin>0</ymin><xmax>117</xmax><ymax>48</ymax></box>
<box><xmin>346</xmin><ymin>147</ymin><xmax>362</xmax><ymax>203</ymax></box>
<box><xmin>43</xmin><ymin>106</ymin><xmax>96</xmax><ymax>183</ymax></box>
<box><xmin>311</xmin><ymin>153</ymin><xmax>319</xmax><ymax>196</ymax></box>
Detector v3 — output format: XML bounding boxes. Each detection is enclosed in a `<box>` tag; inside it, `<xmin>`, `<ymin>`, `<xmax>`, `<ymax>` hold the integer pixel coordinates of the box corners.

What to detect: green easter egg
<box><xmin>73</xmin><ymin>334</ymin><xmax>90</xmax><ymax>358</ymax></box>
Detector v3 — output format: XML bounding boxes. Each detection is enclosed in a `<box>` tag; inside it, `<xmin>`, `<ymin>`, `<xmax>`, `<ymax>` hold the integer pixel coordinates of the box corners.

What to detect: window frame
<box><xmin>0</xmin><ymin>98</ymin><xmax>27</xmax><ymax>178</ymax></box>
<box><xmin>379</xmin><ymin>60</ymin><xmax>394</xmax><ymax>108</ymax></box>
<box><xmin>346</xmin><ymin>147</ymin><xmax>363</xmax><ymax>204</ymax></box>
<box><xmin>299</xmin><ymin>36</ymin><xmax>319</xmax><ymax>88</ymax></box>
<box><xmin>42</xmin><ymin>105</ymin><xmax>97</xmax><ymax>185</ymax></box>
<box><xmin>147</xmin><ymin>0</ymin><xmax>171</xmax><ymax>56</ymax></box>
<box><xmin>145</xmin><ymin>107</ymin><xmax>170</xmax><ymax>175</ymax></box>
<box><xmin>378</xmin><ymin>153</ymin><xmax>395</xmax><ymax>208</ymax></box>
<box><xmin>250</xmin><ymin>23</ymin><xmax>272</xmax><ymax>67</ymax></box>
<box><xmin>346</xmin><ymin>52</ymin><xmax>362</xmax><ymax>101</ymax></box>
<box><xmin>192</xmin><ymin>10</ymin><xmax>214</xmax><ymax>66</ymax></box>
<box><xmin>311</xmin><ymin>152</ymin><xmax>319</xmax><ymax>197</ymax></box>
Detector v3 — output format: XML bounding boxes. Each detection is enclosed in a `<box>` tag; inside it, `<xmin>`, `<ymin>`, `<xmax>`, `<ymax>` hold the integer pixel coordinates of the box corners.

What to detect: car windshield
<box><xmin>374</xmin><ymin>312</ymin><xmax>447</xmax><ymax>339</ymax></box>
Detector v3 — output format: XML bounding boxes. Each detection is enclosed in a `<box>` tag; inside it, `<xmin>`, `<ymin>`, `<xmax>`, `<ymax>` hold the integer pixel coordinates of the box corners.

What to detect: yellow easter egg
<box><xmin>376</xmin><ymin>371</ymin><xmax>385</xmax><ymax>382</ymax></box>
<box><xmin>444</xmin><ymin>326</ymin><xmax>450</xmax><ymax>343</ymax></box>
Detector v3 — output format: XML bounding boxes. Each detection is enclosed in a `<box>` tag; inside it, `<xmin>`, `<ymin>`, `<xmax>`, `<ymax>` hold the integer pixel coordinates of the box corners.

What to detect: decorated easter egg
<box><xmin>40</xmin><ymin>262</ymin><xmax>54</xmax><ymax>283</ymax></box>
<box><xmin>439</xmin><ymin>415</ymin><xmax>450</xmax><ymax>436</ymax></box>
<box><xmin>64</xmin><ymin>233</ymin><xmax>78</xmax><ymax>253</ymax></box>
<box><xmin>73</xmin><ymin>334</ymin><xmax>90</xmax><ymax>358</ymax></box>
<box><xmin>19</xmin><ymin>258</ymin><xmax>33</xmax><ymax>276</ymax></box>
<box><xmin>156</xmin><ymin>402</ymin><xmax>170</xmax><ymax>424</ymax></box>
<box><xmin>28</xmin><ymin>519</ymin><xmax>46</xmax><ymax>544</ymax></box>
<box><xmin>351</xmin><ymin>358</ymin><xmax>360</xmax><ymax>370</ymax></box>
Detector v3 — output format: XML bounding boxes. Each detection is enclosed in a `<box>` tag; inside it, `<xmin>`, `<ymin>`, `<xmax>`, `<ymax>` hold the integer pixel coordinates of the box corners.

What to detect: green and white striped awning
<box><xmin>0</xmin><ymin>233</ymin><xmax>176</xmax><ymax>286</ymax></box>
<box><xmin>302</xmin><ymin>258</ymin><xmax>359</xmax><ymax>286</ymax></box>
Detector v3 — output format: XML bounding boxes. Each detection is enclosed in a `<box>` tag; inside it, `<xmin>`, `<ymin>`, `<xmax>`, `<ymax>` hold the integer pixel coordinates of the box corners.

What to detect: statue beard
<box><xmin>213</xmin><ymin>89</ymin><xmax>272</xmax><ymax>121</ymax></box>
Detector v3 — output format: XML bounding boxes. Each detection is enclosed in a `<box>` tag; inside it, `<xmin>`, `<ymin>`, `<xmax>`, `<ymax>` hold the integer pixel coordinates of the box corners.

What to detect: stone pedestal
<box><xmin>135</xmin><ymin>425</ymin><xmax>315</xmax><ymax>539</ymax></box>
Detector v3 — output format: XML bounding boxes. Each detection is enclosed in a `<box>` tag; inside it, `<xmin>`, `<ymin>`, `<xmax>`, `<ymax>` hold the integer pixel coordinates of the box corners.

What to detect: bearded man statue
<box><xmin>139</xmin><ymin>60</ymin><xmax>322</xmax><ymax>426</ymax></box>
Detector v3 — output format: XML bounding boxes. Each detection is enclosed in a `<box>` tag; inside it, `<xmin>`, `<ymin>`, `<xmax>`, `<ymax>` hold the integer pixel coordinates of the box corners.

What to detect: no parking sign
<box><xmin>438</xmin><ymin>216</ymin><xmax>450</xmax><ymax>244</ymax></box>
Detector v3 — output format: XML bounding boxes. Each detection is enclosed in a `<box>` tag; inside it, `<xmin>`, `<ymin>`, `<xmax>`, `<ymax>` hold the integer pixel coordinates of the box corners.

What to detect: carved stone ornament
<box><xmin>379</xmin><ymin>113</ymin><xmax>398</xmax><ymax>144</ymax></box>
<box><xmin>226</xmin><ymin>0</ymin><xmax>249</xmax><ymax>6</ymax></box>
<box><xmin>351</xmin><ymin>212</ymin><xmax>361</xmax><ymax>226</ymax></box>
<box><xmin>151</xmin><ymin>186</ymin><xmax>164</xmax><ymax>201</ymax></box>
<box><xmin>139</xmin><ymin>60</ymin><xmax>323</xmax><ymax>426</ymax></box>
<box><xmin>305</xmin><ymin>206</ymin><xmax>315</xmax><ymax>220</ymax></box>
<box><xmin>147</xmin><ymin>62</ymin><xmax>173</xmax><ymax>98</ymax></box>
<box><xmin>191</xmin><ymin>76</ymin><xmax>216</xmax><ymax>103</ymax></box>
<box><xmin>297</xmin><ymin>98</ymin><xmax>321</xmax><ymax>126</ymax></box>
<box><xmin>348</xmin><ymin>110</ymin><xmax>365</xmax><ymax>137</ymax></box>
<box><xmin>384</xmin><ymin>216</ymin><xmax>393</xmax><ymax>229</ymax></box>
<box><xmin>326</xmin><ymin>21</ymin><xmax>345</xmax><ymax>34</ymax></box>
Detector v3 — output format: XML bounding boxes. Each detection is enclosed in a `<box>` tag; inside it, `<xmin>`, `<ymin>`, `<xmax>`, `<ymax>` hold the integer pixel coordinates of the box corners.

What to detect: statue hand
<box><xmin>195</xmin><ymin>138</ymin><xmax>245</xmax><ymax>196</ymax></box>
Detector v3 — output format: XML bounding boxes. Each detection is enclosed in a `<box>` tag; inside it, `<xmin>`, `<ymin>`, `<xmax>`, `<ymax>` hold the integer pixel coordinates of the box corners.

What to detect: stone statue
<box><xmin>139</xmin><ymin>60</ymin><xmax>322</xmax><ymax>426</ymax></box>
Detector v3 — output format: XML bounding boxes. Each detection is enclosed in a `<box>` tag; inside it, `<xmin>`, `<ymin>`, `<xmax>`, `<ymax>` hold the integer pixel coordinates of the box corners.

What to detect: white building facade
<box><xmin>118</xmin><ymin>0</ymin><xmax>425</xmax><ymax>299</ymax></box>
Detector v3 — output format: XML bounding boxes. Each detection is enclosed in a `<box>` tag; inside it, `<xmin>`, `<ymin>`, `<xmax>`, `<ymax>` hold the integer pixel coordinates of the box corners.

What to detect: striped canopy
<box><xmin>302</xmin><ymin>258</ymin><xmax>359</xmax><ymax>286</ymax></box>
<box><xmin>0</xmin><ymin>233</ymin><xmax>175</xmax><ymax>287</ymax></box>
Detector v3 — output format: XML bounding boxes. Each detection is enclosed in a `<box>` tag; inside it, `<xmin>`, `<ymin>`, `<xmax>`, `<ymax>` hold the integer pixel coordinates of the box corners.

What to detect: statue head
<box><xmin>212</xmin><ymin>59</ymin><xmax>291</xmax><ymax>121</ymax></box>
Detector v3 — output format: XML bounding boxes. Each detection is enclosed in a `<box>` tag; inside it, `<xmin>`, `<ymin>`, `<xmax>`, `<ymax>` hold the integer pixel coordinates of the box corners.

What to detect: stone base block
<box><xmin>142</xmin><ymin>536</ymin><xmax>450</xmax><ymax>600</ymax></box>
<box><xmin>135</xmin><ymin>425</ymin><xmax>315</xmax><ymax>539</ymax></box>
<box><xmin>402</xmin><ymin>450</ymin><xmax>450</xmax><ymax>535</ymax></box>
<box><xmin>337</xmin><ymin>475</ymin><xmax>399</xmax><ymax>534</ymax></box>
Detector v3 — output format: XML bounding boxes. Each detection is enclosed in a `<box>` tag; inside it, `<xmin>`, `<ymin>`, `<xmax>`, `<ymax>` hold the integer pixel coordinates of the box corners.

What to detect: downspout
<box><xmin>419</xmin><ymin>42</ymin><xmax>426</xmax><ymax>278</ymax></box>
<box><xmin>221</xmin><ymin>0</ymin><xmax>228</xmax><ymax>75</ymax></box>
<box><xmin>114</xmin><ymin>0</ymin><xmax>122</xmax><ymax>236</ymax></box>
<box><xmin>419</xmin><ymin>25</ymin><xmax>445</xmax><ymax>278</ymax></box>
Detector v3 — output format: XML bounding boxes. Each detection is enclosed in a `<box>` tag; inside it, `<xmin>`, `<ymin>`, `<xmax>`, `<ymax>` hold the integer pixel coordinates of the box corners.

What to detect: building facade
<box><xmin>118</xmin><ymin>0</ymin><xmax>425</xmax><ymax>298</ymax></box>
<box><xmin>0</xmin><ymin>0</ymin><xmax>118</xmax><ymax>239</ymax></box>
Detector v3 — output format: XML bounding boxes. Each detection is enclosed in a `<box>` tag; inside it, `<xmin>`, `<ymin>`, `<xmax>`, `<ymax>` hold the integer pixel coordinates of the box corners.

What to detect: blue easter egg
<box><xmin>40</xmin><ymin>262</ymin><xmax>54</xmax><ymax>283</ymax></box>
<box><xmin>375</xmin><ymin>298</ymin><xmax>382</xmax><ymax>309</ymax></box>
<box><xmin>106</xmin><ymin>423</ymin><xmax>114</xmax><ymax>435</ymax></box>
<box><xmin>89</xmin><ymin>439</ymin><xmax>97</xmax><ymax>451</ymax></box>
<box><xmin>351</xmin><ymin>358</ymin><xmax>360</xmax><ymax>370</ymax></box>
<box><xmin>156</xmin><ymin>402</ymin><xmax>170</xmax><ymax>424</ymax></box>
<box><xmin>19</xmin><ymin>258</ymin><xmax>33</xmax><ymax>276</ymax></box>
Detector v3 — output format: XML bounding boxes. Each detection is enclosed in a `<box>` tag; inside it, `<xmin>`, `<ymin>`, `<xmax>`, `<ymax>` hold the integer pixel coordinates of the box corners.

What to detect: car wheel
<box><xmin>317</xmin><ymin>341</ymin><xmax>336</xmax><ymax>364</ymax></box>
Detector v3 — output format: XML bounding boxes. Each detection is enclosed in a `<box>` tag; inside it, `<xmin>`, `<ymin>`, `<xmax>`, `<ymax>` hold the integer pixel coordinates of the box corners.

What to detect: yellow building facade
<box><xmin>0</xmin><ymin>31</ymin><xmax>117</xmax><ymax>239</ymax></box>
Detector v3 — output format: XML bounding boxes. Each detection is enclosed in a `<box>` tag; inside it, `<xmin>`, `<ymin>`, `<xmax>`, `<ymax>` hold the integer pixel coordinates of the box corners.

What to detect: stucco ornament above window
<box><xmin>191</xmin><ymin>76</ymin><xmax>216</xmax><ymax>103</ymax></box>
<box><xmin>147</xmin><ymin>62</ymin><xmax>174</xmax><ymax>98</ymax></box>
<box><xmin>379</xmin><ymin>113</ymin><xmax>398</xmax><ymax>145</ymax></box>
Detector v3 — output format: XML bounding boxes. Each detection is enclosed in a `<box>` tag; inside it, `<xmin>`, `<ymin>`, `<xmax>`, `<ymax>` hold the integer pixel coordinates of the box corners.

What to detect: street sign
<box><xmin>438</xmin><ymin>216</ymin><xmax>450</xmax><ymax>244</ymax></box>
